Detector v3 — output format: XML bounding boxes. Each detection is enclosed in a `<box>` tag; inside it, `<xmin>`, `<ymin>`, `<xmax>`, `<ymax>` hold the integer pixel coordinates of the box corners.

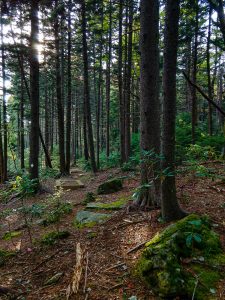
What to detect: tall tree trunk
<box><xmin>1</xmin><ymin>9</ymin><xmax>7</xmax><ymax>181</ymax></box>
<box><xmin>66</xmin><ymin>0</ymin><xmax>72</xmax><ymax>173</ymax></box>
<box><xmin>118</xmin><ymin>0</ymin><xmax>125</xmax><ymax>163</ymax></box>
<box><xmin>137</xmin><ymin>0</ymin><xmax>160</xmax><ymax>208</ymax></box>
<box><xmin>124</xmin><ymin>0</ymin><xmax>133</xmax><ymax>162</ymax></box>
<box><xmin>207</xmin><ymin>6</ymin><xmax>213</xmax><ymax>135</ymax></box>
<box><xmin>29</xmin><ymin>0</ymin><xmax>40</xmax><ymax>181</ymax></box>
<box><xmin>161</xmin><ymin>0</ymin><xmax>186</xmax><ymax>221</ymax></box>
<box><xmin>54</xmin><ymin>0</ymin><xmax>66</xmax><ymax>174</ymax></box>
<box><xmin>105</xmin><ymin>0</ymin><xmax>112</xmax><ymax>158</ymax></box>
<box><xmin>81</xmin><ymin>0</ymin><xmax>97</xmax><ymax>172</ymax></box>
<box><xmin>191</xmin><ymin>0</ymin><xmax>199</xmax><ymax>143</ymax></box>
<box><xmin>20</xmin><ymin>69</ymin><xmax>25</xmax><ymax>170</ymax></box>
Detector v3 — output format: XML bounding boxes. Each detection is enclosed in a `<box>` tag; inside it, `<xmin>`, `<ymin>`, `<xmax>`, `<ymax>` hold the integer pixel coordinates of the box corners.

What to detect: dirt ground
<box><xmin>0</xmin><ymin>162</ymin><xmax>225</xmax><ymax>300</ymax></box>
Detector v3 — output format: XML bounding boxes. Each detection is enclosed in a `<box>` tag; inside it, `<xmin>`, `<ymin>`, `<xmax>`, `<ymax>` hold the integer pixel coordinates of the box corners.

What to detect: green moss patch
<box><xmin>0</xmin><ymin>249</ymin><xmax>15</xmax><ymax>266</ymax></box>
<box><xmin>86</xmin><ymin>197</ymin><xmax>129</xmax><ymax>210</ymax></box>
<box><xmin>2</xmin><ymin>231</ymin><xmax>22</xmax><ymax>241</ymax></box>
<box><xmin>41</xmin><ymin>231</ymin><xmax>70</xmax><ymax>245</ymax></box>
<box><xmin>73</xmin><ymin>210</ymin><xmax>111</xmax><ymax>228</ymax></box>
<box><xmin>97</xmin><ymin>178</ymin><xmax>123</xmax><ymax>194</ymax></box>
<box><xmin>137</xmin><ymin>214</ymin><xmax>225</xmax><ymax>299</ymax></box>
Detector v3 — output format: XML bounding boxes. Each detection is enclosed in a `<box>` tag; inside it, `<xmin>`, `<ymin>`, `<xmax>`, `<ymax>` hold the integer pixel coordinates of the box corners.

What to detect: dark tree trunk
<box><xmin>54</xmin><ymin>0</ymin><xmax>66</xmax><ymax>174</ymax></box>
<box><xmin>81</xmin><ymin>0</ymin><xmax>97</xmax><ymax>173</ymax></box>
<box><xmin>66</xmin><ymin>0</ymin><xmax>72</xmax><ymax>173</ymax></box>
<box><xmin>191</xmin><ymin>0</ymin><xmax>199</xmax><ymax>143</ymax></box>
<box><xmin>29</xmin><ymin>0</ymin><xmax>40</xmax><ymax>181</ymax></box>
<box><xmin>161</xmin><ymin>0</ymin><xmax>186</xmax><ymax>221</ymax></box>
<box><xmin>137</xmin><ymin>0</ymin><xmax>160</xmax><ymax>208</ymax></box>
<box><xmin>207</xmin><ymin>6</ymin><xmax>213</xmax><ymax>135</ymax></box>
<box><xmin>105</xmin><ymin>0</ymin><xmax>112</xmax><ymax>158</ymax></box>
<box><xmin>20</xmin><ymin>69</ymin><xmax>25</xmax><ymax>170</ymax></box>
<box><xmin>124</xmin><ymin>0</ymin><xmax>133</xmax><ymax>162</ymax></box>
<box><xmin>1</xmin><ymin>9</ymin><xmax>7</xmax><ymax>181</ymax></box>
<box><xmin>118</xmin><ymin>0</ymin><xmax>125</xmax><ymax>163</ymax></box>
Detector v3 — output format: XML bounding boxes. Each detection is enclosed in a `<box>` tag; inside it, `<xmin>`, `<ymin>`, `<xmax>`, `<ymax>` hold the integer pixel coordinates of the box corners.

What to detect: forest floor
<box><xmin>0</xmin><ymin>162</ymin><xmax>225</xmax><ymax>300</ymax></box>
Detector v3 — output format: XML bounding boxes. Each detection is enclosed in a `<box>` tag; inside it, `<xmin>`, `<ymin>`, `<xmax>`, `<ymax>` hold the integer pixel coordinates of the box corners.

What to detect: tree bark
<box><xmin>81</xmin><ymin>0</ymin><xmax>97</xmax><ymax>173</ymax></box>
<box><xmin>207</xmin><ymin>6</ymin><xmax>213</xmax><ymax>136</ymax></box>
<box><xmin>137</xmin><ymin>0</ymin><xmax>160</xmax><ymax>208</ymax></box>
<box><xmin>29</xmin><ymin>0</ymin><xmax>40</xmax><ymax>181</ymax></box>
<box><xmin>161</xmin><ymin>0</ymin><xmax>186</xmax><ymax>221</ymax></box>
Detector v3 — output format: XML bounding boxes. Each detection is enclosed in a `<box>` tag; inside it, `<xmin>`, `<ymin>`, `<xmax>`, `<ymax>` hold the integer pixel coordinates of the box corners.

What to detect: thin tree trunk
<box><xmin>66</xmin><ymin>0</ymin><xmax>72</xmax><ymax>173</ymax></box>
<box><xmin>54</xmin><ymin>0</ymin><xmax>66</xmax><ymax>174</ymax></box>
<box><xmin>81</xmin><ymin>0</ymin><xmax>97</xmax><ymax>173</ymax></box>
<box><xmin>207</xmin><ymin>6</ymin><xmax>213</xmax><ymax>135</ymax></box>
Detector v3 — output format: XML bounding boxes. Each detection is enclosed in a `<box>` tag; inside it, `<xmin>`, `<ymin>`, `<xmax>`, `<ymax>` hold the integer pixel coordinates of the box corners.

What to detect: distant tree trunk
<box><xmin>29</xmin><ymin>0</ymin><xmax>40</xmax><ymax>181</ymax></box>
<box><xmin>54</xmin><ymin>0</ymin><xmax>66</xmax><ymax>174</ymax></box>
<box><xmin>81</xmin><ymin>0</ymin><xmax>97</xmax><ymax>173</ymax></box>
<box><xmin>136</xmin><ymin>0</ymin><xmax>160</xmax><ymax>208</ymax></box>
<box><xmin>191</xmin><ymin>0</ymin><xmax>199</xmax><ymax>143</ymax></box>
<box><xmin>106</xmin><ymin>0</ymin><xmax>112</xmax><ymax>158</ymax></box>
<box><xmin>96</xmin><ymin>3</ymin><xmax>103</xmax><ymax>168</ymax></box>
<box><xmin>161</xmin><ymin>0</ymin><xmax>186</xmax><ymax>221</ymax></box>
<box><xmin>207</xmin><ymin>6</ymin><xmax>213</xmax><ymax>136</ymax></box>
<box><xmin>1</xmin><ymin>9</ymin><xmax>7</xmax><ymax>181</ymax></box>
<box><xmin>20</xmin><ymin>70</ymin><xmax>25</xmax><ymax>170</ymax></box>
<box><xmin>118</xmin><ymin>0</ymin><xmax>125</xmax><ymax>163</ymax></box>
<box><xmin>66</xmin><ymin>0</ymin><xmax>72</xmax><ymax>173</ymax></box>
<box><xmin>124</xmin><ymin>0</ymin><xmax>133</xmax><ymax>162</ymax></box>
<box><xmin>0</xmin><ymin>104</ymin><xmax>3</xmax><ymax>183</ymax></box>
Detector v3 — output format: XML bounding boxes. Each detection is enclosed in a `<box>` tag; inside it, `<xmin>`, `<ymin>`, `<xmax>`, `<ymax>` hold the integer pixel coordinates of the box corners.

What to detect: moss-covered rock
<box><xmin>97</xmin><ymin>178</ymin><xmax>123</xmax><ymax>194</ymax></box>
<box><xmin>86</xmin><ymin>197</ymin><xmax>128</xmax><ymax>210</ymax></box>
<box><xmin>73</xmin><ymin>210</ymin><xmax>111</xmax><ymax>228</ymax></box>
<box><xmin>136</xmin><ymin>214</ymin><xmax>225</xmax><ymax>299</ymax></box>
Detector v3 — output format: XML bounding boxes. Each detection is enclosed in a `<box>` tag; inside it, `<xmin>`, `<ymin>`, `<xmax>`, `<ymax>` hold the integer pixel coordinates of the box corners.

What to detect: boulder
<box><xmin>74</xmin><ymin>210</ymin><xmax>111</xmax><ymax>228</ymax></box>
<box><xmin>136</xmin><ymin>214</ymin><xmax>225</xmax><ymax>299</ymax></box>
<box><xmin>97</xmin><ymin>178</ymin><xmax>122</xmax><ymax>195</ymax></box>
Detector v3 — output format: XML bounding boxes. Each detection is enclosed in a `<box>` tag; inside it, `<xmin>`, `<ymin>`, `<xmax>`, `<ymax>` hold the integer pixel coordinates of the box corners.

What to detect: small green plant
<box><xmin>82</xmin><ymin>192</ymin><xmax>96</xmax><ymax>205</ymax></box>
<box><xmin>186</xmin><ymin>144</ymin><xmax>217</xmax><ymax>161</ymax></box>
<box><xmin>12</xmin><ymin>175</ymin><xmax>38</xmax><ymax>198</ymax></box>
<box><xmin>185</xmin><ymin>219</ymin><xmax>202</xmax><ymax>249</ymax></box>
<box><xmin>41</xmin><ymin>230</ymin><xmax>70</xmax><ymax>245</ymax></box>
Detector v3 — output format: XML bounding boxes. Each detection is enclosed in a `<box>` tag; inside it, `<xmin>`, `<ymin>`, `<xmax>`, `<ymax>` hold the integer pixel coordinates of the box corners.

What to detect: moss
<box><xmin>86</xmin><ymin>197</ymin><xmax>129</xmax><ymax>210</ymax></box>
<box><xmin>74</xmin><ymin>221</ymin><xmax>97</xmax><ymax>229</ymax></box>
<box><xmin>41</xmin><ymin>231</ymin><xmax>70</xmax><ymax>245</ymax></box>
<box><xmin>137</xmin><ymin>214</ymin><xmax>224</xmax><ymax>299</ymax></box>
<box><xmin>97</xmin><ymin>178</ymin><xmax>123</xmax><ymax>194</ymax></box>
<box><xmin>0</xmin><ymin>249</ymin><xmax>15</xmax><ymax>266</ymax></box>
<box><xmin>2</xmin><ymin>231</ymin><xmax>22</xmax><ymax>241</ymax></box>
<box><xmin>82</xmin><ymin>192</ymin><xmax>96</xmax><ymax>205</ymax></box>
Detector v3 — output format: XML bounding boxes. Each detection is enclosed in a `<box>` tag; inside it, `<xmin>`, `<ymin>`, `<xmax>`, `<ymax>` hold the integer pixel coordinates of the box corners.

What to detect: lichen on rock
<box><xmin>136</xmin><ymin>214</ymin><xmax>225</xmax><ymax>299</ymax></box>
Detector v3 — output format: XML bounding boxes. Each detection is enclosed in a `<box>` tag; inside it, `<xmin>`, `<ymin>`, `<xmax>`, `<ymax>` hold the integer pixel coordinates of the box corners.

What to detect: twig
<box><xmin>116</xmin><ymin>218</ymin><xmax>147</xmax><ymax>229</ymax></box>
<box><xmin>127</xmin><ymin>240</ymin><xmax>148</xmax><ymax>254</ymax></box>
<box><xmin>108</xmin><ymin>283</ymin><xmax>123</xmax><ymax>291</ymax></box>
<box><xmin>104</xmin><ymin>262</ymin><xmax>126</xmax><ymax>272</ymax></box>
<box><xmin>192</xmin><ymin>278</ymin><xmax>199</xmax><ymax>300</ymax></box>
<box><xmin>83</xmin><ymin>252</ymin><xmax>89</xmax><ymax>293</ymax></box>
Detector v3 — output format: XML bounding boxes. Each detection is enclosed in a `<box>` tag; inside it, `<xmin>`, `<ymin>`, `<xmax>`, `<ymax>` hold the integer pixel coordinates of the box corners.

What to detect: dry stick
<box><xmin>83</xmin><ymin>252</ymin><xmax>89</xmax><ymax>294</ymax></box>
<box><xmin>183</xmin><ymin>71</ymin><xmax>225</xmax><ymax>117</ymax></box>
<box><xmin>192</xmin><ymin>277</ymin><xmax>199</xmax><ymax>300</ymax></box>
<box><xmin>104</xmin><ymin>262</ymin><xmax>126</xmax><ymax>272</ymax></box>
<box><xmin>108</xmin><ymin>283</ymin><xmax>123</xmax><ymax>291</ymax></box>
<box><xmin>127</xmin><ymin>240</ymin><xmax>149</xmax><ymax>254</ymax></box>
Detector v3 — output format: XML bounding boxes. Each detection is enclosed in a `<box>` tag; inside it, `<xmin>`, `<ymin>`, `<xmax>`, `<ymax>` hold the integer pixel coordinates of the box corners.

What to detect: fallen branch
<box><xmin>183</xmin><ymin>71</ymin><xmax>225</xmax><ymax>117</ymax></box>
<box><xmin>127</xmin><ymin>240</ymin><xmax>148</xmax><ymax>254</ymax></box>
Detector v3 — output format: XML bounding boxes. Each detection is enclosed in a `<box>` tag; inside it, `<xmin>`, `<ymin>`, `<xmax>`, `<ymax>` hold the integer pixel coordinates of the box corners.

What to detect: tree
<box><xmin>29</xmin><ymin>0</ymin><xmax>40</xmax><ymax>181</ymax></box>
<box><xmin>161</xmin><ymin>0</ymin><xmax>186</xmax><ymax>221</ymax></box>
<box><xmin>137</xmin><ymin>0</ymin><xmax>160</xmax><ymax>208</ymax></box>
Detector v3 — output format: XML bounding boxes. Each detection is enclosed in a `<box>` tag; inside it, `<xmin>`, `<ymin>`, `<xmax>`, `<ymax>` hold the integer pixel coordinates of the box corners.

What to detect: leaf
<box><xmin>188</xmin><ymin>219</ymin><xmax>202</xmax><ymax>227</ymax></box>
<box><xmin>193</xmin><ymin>233</ymin><xmax>202</xmax><ymax>243</ymax></box>
<box><xmin>209</xmin><ymin>288</ymin><xmax>216</xmax><ymax>294</ymax></box>
<box><xmin>186</xmin><ymin>234</ymin><xmax>193</xmax><ymax>248</ymax></box>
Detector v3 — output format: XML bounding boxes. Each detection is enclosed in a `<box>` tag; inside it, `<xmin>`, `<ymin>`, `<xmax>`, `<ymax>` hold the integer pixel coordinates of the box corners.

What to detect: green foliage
<box><xmin>40</xmin><ymin>168</ymin><xmax>60</xmax><ymax>180</ymax></box>
<box><xmin>12</xmin><ymin>175</ymin><xmax>38</xmax><ymax>198</ymax></box>
<box><xmin>40</xmin><ymin>231</ymin><xmax>70</xmax><ymax>246</ymax></box>
<box><xmin>186</xmin><ymin>144</ymin><xmax>217</xmax><ymax>161</ymax></box>
<box><xmin>42</xmin><ymin>202</ymin><xmax>72</xmax><ymax>226</ymax></box>
<box><xmin>82</xmin><ymin>192</ymin><xmax>96</xmax><ymax>205</ymax></box>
